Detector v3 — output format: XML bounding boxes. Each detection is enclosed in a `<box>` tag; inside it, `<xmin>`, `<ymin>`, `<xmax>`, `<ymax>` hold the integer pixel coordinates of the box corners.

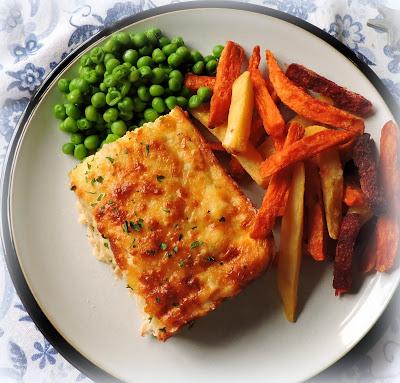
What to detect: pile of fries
<box><xmin>187</xmin><ymin>41</ymin><xmax>400</xmax><ymax>322</ymax></box>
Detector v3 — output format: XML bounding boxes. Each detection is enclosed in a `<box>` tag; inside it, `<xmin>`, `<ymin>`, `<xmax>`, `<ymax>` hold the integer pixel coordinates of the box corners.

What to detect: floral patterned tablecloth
<box><xmin>0</xmin><ymin>0</ymin><xmax>399</xmax><ymax>382</ymax></box>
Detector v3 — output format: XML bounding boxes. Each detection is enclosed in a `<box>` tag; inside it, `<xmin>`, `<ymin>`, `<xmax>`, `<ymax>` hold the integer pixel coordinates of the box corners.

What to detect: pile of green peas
<box><xmin>53</xmin><ymin>27</ymin><xmax>224</xmax><ymax>160</ymax></box>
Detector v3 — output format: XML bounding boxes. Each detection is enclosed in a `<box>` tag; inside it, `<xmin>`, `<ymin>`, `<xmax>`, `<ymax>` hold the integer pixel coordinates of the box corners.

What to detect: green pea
<box><xmin>188</xmin><ymin>95</ymin><xmax>202</xmax><ymax>109</ymax></box>
<box><xmin>77</xmin><ymin>118</ymin><xmax>93</xmax><ymax>130</ymax></box>
<box><xmin>168</xmin><ymin>77</ymin><xmax>182</xmax><ymax>93</ymax></box>
<box><xmin>70</xmin><ymin>133</ymin><xmax>84</xmax><ymax>145</ymax></box>
<box><xmin>95</xmin><ymin>63</ymin><xmax>105</xmax><ymax>76</ymax></box>
<box><xmin>80</xmin><ymin>54</ymin><xmax>93</xmax><ymax>67</ymax></box>
<box><xmin>138</xmin><ymin>65</ymin><xmax>152</xmax><ymax>80</ymax></box>
<box><xmin>149</xmin><ymin>84</ymin><xmax>164</xmax><ymax>97</ymax></box>
<box><xmin>137</xmin><ymin>85</ymin><xmax>151</xmax><ymax>101</ymax></box>
<box><xmin>116</xmin><ymin>31</ymin><xmax>130</xmax><ymax>46</ymax></box>
<box><xmin>206</xmin><ymin>59</ymin><xmax>218</xmax><ymax>74</ymax></box>
<box><xmin>190</xmin><ymin>50</ymin><xmax>203</xmax><ymax>63</ymax></box>
<box><xmin>146</xmin><ymin>28</ymin><xmax>160</xmax><ymax>45</ymax></box>
<box><xmin>176</xmin><ymin>46</ymin><xmax>190</xmax><ymax>60</ymax></box>
<box><xmin>159</xmin><ymin>36</ymin><xmax>170</xmax><ymax>47</ymax></box>
<box><xmin>129</xmin><ymin>68</ymin><xmax>141</xmax><ymax>83</ymax></box>
<box><xmin>79</xmin><ymin>66</ymin><xmax>91</xmax><ymax>79</ymax></box>
<box><xmin>99</xmin><ymin>82</ymin><xmax>107</xmax><ymax>92</ymax></box>
<box><xmin>212</xmin><ymin>44</ymin><xmax>224</xmax><ymax>58</ymax></box>
<box><xmin>103</xmin><ymin>75</ymin><xmax>117</xmax><ymax>88</ymax></box>
<box><xmin>118</xmin><ymin>97</ymin><xmax>134</xmax><ymax>112</ymax></box>
<box><xmin>144</xmin><ymin>108</ymin><xmax>159</xmax><ymax>122</ymax></box>
<box><xmin>90</xmin><ymin>47</ymin><xmax>104</xmax><ymax>64</ymax></box>
<box><xmin>152</xmin><ymin>48</ymin><xmax>166</xmax><ymax>64</ymax></box>
<box><xmin>74</xmin><ymin>144</ymin><xmax>88</xmax><ymax>160</ymax></box>
<box><xmin>112</xmin><ymin>64</ymin><xmax>130</xmax><ymax>81</ymax></box>
<box><xmin>103</xmin><ymin>108</ymin><xmax>119</xmax><ymax>122</ymax></box>
<box><xmin>120</xmin><ymin>81</ymin><xmax>131</xmax><ymax>97</ymax></box>
<box><xmin>65</xmin><ymin>104</ymin><xmax>81</xmax><ymax>119</ymax></box>
<box><xmin>197</xmin><ymin>87</ymin><xmax>212</xmax><ymax>102</ymax></box>
<box><xmin>62</xmin><ymin>142</ymin><xmax>75</xmax><ymax>155</ymax></box>
<box><xmin>83</xmin><ymin>70</ymin><xmax>99</xmax><ymax>84</ymax></box>
<box><xmin>105</xmin><ymin>133</ymin><xmax>119</xmax><ymax>144</ymax></box>
<box><xmin>176</xmin><ymin>96</ymin><xmax>187</xmax><ymax>108</ymax></box>
<box><xmin>139</xmin><ymin>45</ymin><xmax>152</xmax><ymax>56</ymax></box>
<box><xmin>106</xmin><ymin>89</ymin><xmax>122</xmax><ymax>106</ymax></box>
<box><xmin>165</xmin><ymin>96</ymin><xmax>177</xmax><ymax>111</ymax></box>
<box><xmin>58</xmin><ymin>78</ymin><xmax>70</xmax><ymax>93</ymax></box>
<box><xmin>105</xmin><ymin>58</ymin><xmax>121</xmax><ymax>73</ymax></box>
<box><xmin>132</xmin><ymin>97</ymin><xmax>147</xmax><ymax>113</ymax></box>
<box><xmin>131</xmin><ymin>32</ymin><xmax>148</xmax><ymax>48</ymax></box>
<box><xmin>180</xmin><ymin>86</ymin><xmax>190</xmax><ymax>98</ymax></box>
<box><xmin>151</xmin><ymin>97</ymin><xmax>166</xmax><ymax>113</ymax></box>
<box><xmin>103</xmin><ymin>38</ymin><xmax>119</xmax><ymax>54</ymax></box>
<box><xmin>123</xmin><ymin>49</ymin><xmax>139</xmax><ymax>65</ymax></box>
<box><xmin>162</xmin><ymin>43</ymin><xmax>178</xmax><ymax>56</ymax></box>
<box><xmin>169</xmin><ymin>70</ymin><xmax>183</xmax><ymax>82</ymax></box>
<box><xmin>204</xmin><ymin>55</ymin><xmax>214</xmax><ymax>63</ymax></box>
<box><xmin>168</xmin><ymin>53</ymin><xmax>183</xmax><ymax>68</ymax></box>
<box><xmin>53</xmin><ymin>104</ymin><xmax>66</xmax><ymax>120</ymax></box>
<box><xmin>66</xmin><ymin>89</ymin><xmax>82</xmax><ymax>104</ymax></box>
<box><xmin>137</xmin><ymin>56</ymin><xmax>153</xmax><ymax>68</ymax></box>
<box><xmin>158</xmin><ymin>63</ymin><xmax>172</xmax><ymax>75</ymax></box>
<box><xmin>192</xmin><ymin>61</ymin><xmax>204</xmax><ymax>75</ymax></box>
<box><xmin>104</xmin><ymin>53</ymin><xmax>115</xmax><ymax>63</ymax></box>
<box><xmin>69</xmin><ymin>78</ymin><xmax>88</xmax><ymax>93</ymax></box>
<box><xmin>91</xmin><ymin>92</ymin><xmax>106</xmax><ymax>108</ymax></box>
<box><xmin>111</xmin><ymin>120</ymin><xmax>127</xmax><ymax>136</ymax></box>
<box><xmin>85</xmin><ymin>105</ymin><xmax>99</xmax><ymax>122</ymax></box>
<box><xmin>171</xmin><ymin>36</ymin><xmax>184</xmax><ymax>47</ymax></box>
<box><xmin>152</xmin><ymin>67</ymin><xmax>165</xmax><ymax>84</ymax></box>
<box><xmin>119</xmin><ymin>110</ymin><xmax>134</xmax><ymax>121</ymax></box>
<box><xmin>64</xmin><ymin>117</ymin><xmax>79</xmax><ymax>133</ymax></box>
<box><xmin>84</xmin><ymin>135</ymin><xmax>101</xmax><ymax>150</ymax></box>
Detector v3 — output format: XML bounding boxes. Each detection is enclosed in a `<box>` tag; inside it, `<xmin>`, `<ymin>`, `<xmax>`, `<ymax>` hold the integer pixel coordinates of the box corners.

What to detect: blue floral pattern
<box><xmin>263</xmin><ymin>0</ymin><xmax>316</xmax><ymax>20</ymax></box>
<box><xmin>0</xmin><ymin>1</ymin><xmax>399</xmax><ymax>383</ymax></box>
<box><xmin>31</xmin><ymin>339</ymin><xmax>58</xmax><ymax>369</ymax></box>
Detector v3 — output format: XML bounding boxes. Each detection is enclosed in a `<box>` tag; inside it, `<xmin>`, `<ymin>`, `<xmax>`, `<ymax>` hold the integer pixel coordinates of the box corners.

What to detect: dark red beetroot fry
<box><xmin>352</xmin><ymin>133</ymin><xmax>384</xmax><ymax>212</ymax></box>
<box><xmin>333</xmin><ymin>212</ymin><xmax>362</xmax><ymax>296</ymax></box>
<box><xmin>286</xmin><ymin>63</ymin><xmax>373</xmax><ymax>116</ymax></box>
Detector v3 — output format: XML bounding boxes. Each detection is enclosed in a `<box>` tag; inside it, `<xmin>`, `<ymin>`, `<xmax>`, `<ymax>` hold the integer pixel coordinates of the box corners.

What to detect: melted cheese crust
<box><xmin>69</xmin><ymin>107</ymin><xmax>272</xmax><ymax>340</ymax></box>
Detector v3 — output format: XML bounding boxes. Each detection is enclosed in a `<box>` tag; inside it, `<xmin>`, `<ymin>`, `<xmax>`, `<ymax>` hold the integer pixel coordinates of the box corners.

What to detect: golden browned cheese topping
<box><xmin>69</xmin><ymin>108</ymin><xmax>272</xmax><ymax>340</ymax></box>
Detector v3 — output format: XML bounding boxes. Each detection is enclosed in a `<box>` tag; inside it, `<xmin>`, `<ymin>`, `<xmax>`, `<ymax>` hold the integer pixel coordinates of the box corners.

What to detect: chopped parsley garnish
<box><xmin>178</xmin><ymin>234</ymin><xmax>183</xmax><ymax>241</ymax></box>
<box><xmin>160</xmin><ymin>242</ymin><xmax>167</xmax><ymax>250</ymax></box>
<box><xmin>122</xmin><ymin>221</ymin><xmax>129</xmax><ymax>233</ymax></box>
<box><xmin>103</xmin><ymin>242</ymin><xmax>109</xmax><ymax>248</ymax></box>
<box><xmin>178</xmin><ymin>260</ymin><xmax>185</xmax><ymax>268</ymax></box>
<box><xmin>106</xmin><ymin>156</ymin><xmax>114</xmax><ymax>164</ymax></box>
<box><xmin>86</xmin><ymin>191</ymin><xmax>96</xmax><ymax>195</ymax></box>
<box><xmin>162</xmin><ymin>208</ymin><xmax>170</xmax><ymax>213</ymax></box>
<box><xmin>173</xmin><ymin>246</ymin><xmax>178</xmax><ymax>253</ymax></box>
<box><xmin>190</xmin><ymin>240</ymin><xmax>203</xmax><ymax>249</ymax></box>
<box><xmin>130</xmin><ymin>218</ymin><xmax>144</xmax><ymax>232</ymax></box>
<box><xmin>155</xmin><ymin>297</ymin><xmax>161</xmax><ymax>303</ymax></box>
<box><xmin>159</xmin><ymin>327</ymin><xmax>167</xmax><ymax>333</ymax></box>
<box><xmin>219</xmin><ymin>216</ymin><xmax>226</xmax><ymax>222</ymax></box>
<box><xmin>90</xmin><ymin>202</ymin><xmax>97</xmax><ymax>207</ymax></box>
<box><xmin>207</xmin><ymin>256</ymin><xmax>216</xmax><ymax>262</ymax></box>
<box><xmin>156</xmin><ymin>175</ymin><xmax>165</xmax><ymax>182</ymax></box>
<box><xmin>91</xmin><ymin>176</ymin><xmax>104</xmax><ymax>184</ymax></box>
<box><xmin>145</xmin><ymin>144</ymin><xmax>150</xmax><ymax>157</ymax></box>
<box><xmin>97</xmin><ymin>193</ymin><xmax>104</xmax><ymax>201</ymax></box>
<box><xmin>87</xmin><ymin>163</ymin><xmax>91</xmax><ymax>169</ymax></box>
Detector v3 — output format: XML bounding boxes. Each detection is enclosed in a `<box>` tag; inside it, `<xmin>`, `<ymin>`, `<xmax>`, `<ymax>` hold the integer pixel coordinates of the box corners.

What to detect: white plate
<box><xmin>2</xmin><ymin>3</ymin><xmax>399</xmax><ymax>383</ymax></box>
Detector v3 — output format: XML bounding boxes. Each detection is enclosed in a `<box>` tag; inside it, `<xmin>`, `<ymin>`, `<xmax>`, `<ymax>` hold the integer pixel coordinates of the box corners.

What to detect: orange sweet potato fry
<box><xmin>375</xmin><ymin>215</ymin><xmax>399</xmax><ymax>272</ymax></box>
<box><xmin>260</xmin><ymin>129</ymin><xmax>356</xmax><ymax>179</ymax></box>
<box><xmin>250</xmin><ymin>111</ymin><xmax>265</xmax><ymax>146</ymax></box>
<box><xmin>249</xmin><ymin>46</ymin><xmax>285</xmax><ymax>140</ymax></box>
<box><xmin>184</xmin><ymin>73</ymin><xmax>216</xmax><ymax>92</ymax></box>
<box><xmin>304</xmin><ymin>161</ymin><xmax>326</xmax><ymax>261</ymax></box>
<box><xmin>251</xmin><ymin>122</ymin><xmax>304</xmax><ymax>239</ymax></box>
<box><xmin>343</xmin><ymin>184</ymin><xmax>367</xmax><ymax>207</ymax></box>
<box><xmin>209</xmin><ymin>41</ymin><xmax>244</xmax><ymax>127</ymax></box>
<box><xmin>266</xmin><ymin>50</ymin><xmax>365</xmax><ymax>134</ymax></box>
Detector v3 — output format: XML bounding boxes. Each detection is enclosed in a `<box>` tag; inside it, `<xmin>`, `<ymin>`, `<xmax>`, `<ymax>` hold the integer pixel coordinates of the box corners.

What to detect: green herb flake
<box><xmin>130</xmin><ymin>218</ymin><xmax>144</xmax><ymax>232</ymax></box>
<box><xmin>173</xmin><ymin>246</ymin><xmax>178</xmax><ymax>253</ymax></box>
<box><xmin>156</xmin><ymin>175</ymin><xmax>165</xmax><ymax>182</ymax></box>
<box><xmin>219</xmin><ymin>216</ymin><xmax>226</xmax><ymax>222</ymax></box>
<box><xmin>90</xmin><ymin>202</ymin><xmax>97</xmax><ymax>207</ymax></box>
<box><xmin>122</xmin><ymin>221</ymin><xmax>129</xmax><ymax>233</ymax></box>
<box><xmin>178</xmin><ymin>260</ymin><xmax>185</xmax><ymax>268</ymax></box>
<box><xmin>106</xmin><ymin>156</ymin><xmax>114</xmax><ymax>164</ymax></box>
<box><xmin>190</xmin><ymin>240</ymin><xmax>203</xmax><ymax>249</ymax></box>
<box><xmin>160</xmin><ymin>242</ymin><xmax>167</xmax><ymax>250</ymax></box>
<box><xmin>97</xmin><ymin>193</ymin><xmax>104</xmax><ymax>201</ymax></box>
<box><xmin>104</xmin><ymin>242</ymin><xmax>109</xmax><ymax>248</ymax></box>
<box><xmin>162</xmin><ymin>208</ymin><xmax>170</xmax><ymax>213</ymax></box>
<box><xmin>155</xmin><ymin>297</ymin><xmax>161</xmax><ymax>303</ymax></box>
<box><xmin>96</xmin><ymin>176</ymin><xmax>104</xmax><ymax>183</ymax></box>
<box><xmin>86</xmin><ymin>191</ymin><xmax>96</xmax><ymax>195</ymax></box>
<box><xmin>145</xmin><ymin>144</ymin><xmax>150</xmax><ymax>157</ymax></box>
<box><xmin>87</xmin><ymin>163</ymin><xmax>91</xmax><ymax>169</ymax></box>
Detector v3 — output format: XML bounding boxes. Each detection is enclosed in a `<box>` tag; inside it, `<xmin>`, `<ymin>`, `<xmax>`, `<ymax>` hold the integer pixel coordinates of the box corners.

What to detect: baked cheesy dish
<box><xmin>69</xmin><ymin>107</ymin><xmax>273</xmax><ymax>341</ymax></box>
